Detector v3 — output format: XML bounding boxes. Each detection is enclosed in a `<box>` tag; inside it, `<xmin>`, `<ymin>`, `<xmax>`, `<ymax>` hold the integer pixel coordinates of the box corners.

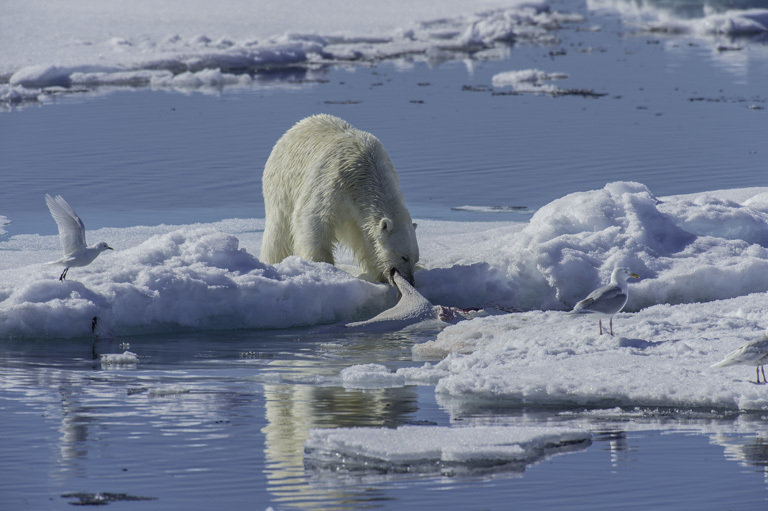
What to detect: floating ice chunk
<box><xmin>409</xmin><ymin>291</ymin><xmax>768</xmax><ymax>412</ymax></box>
<box><xmin>492</xmin><ymin>68</ymin><xmax>569</xmax><ymax>87</ymax></box>
<box><xmin>0</xmin><ymin>85</ymin><xmax>44</xmax><ymax>106</ymax></box>
<box><xmin>99</xmin><ymin>351</ymin><xmax>139</xmax><ymax>367</ymax></box>
<box><xmin>602</xmin><ymin>2</ymin><xmax>768</xmax><ymax>37</ymax></box>
<box><xmin>305</xmin><ymin>425</ymin><xmax>591</xmax><ymax>475</ymax></box>
<box><xmin>147</xmin><ymin>386</ymin><xmax>191</xmax><ymax>397</ymax></box>
<box><xmin>10</xmin><ymin>65</ymin><xmax>74</xmax><ymax>88</ymax></box>
<box><xmin>340</xmin><ymin>364</ymin><xmax>406</xmax><ymax>389</ymax></box>
<box><xmin>70</xmin><ymin>69</ymin><xmax>173</xmax><ymax>87</ymax></box>
<box><xmin>491</xmin><ymin>68</ymin><xmax>570</xmax><ymax>94</ymax></box>
<box><xmin>151</xmin><ymin>69</ymin><xmax>253</xmax><ymax>90</ymax></box>
<box><xmin>697</xmin><ymin>9</ymin><xmax>768</xmax><ymax>35</ymax></box>
<box><xmin>456</xmin><ymin>3</ymin><xmax>570</xmax><ymax>47</ymax></box>
<box><xmin>2</xmin><ymin>2</ymin><xmax>584</xmax><ymax>109</ymax></box>
<box><xmin>10</xmin><ymin>64</ymin><xmax>125</xmax><ymax>89</ymax></box>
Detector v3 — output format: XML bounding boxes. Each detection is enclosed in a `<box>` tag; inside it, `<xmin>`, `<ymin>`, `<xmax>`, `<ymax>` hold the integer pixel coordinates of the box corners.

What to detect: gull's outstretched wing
<box><xmin>45</xmin><ymin>194</ymin><xmax>87</xmax><ymax>256</ymax></box>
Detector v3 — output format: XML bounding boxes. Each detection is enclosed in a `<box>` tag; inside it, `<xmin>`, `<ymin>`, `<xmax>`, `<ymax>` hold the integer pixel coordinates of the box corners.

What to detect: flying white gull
<box><xmin>711</xmin><ymin>328</ymin><xmax>768</xmax><ymax>384</ymax></box>
<box><xmin>45</xmin><ymin>194</ymin><xmax>113</xmax><ymax>280</ymax></box>
<box><xmin>570</xmin><ymin>267</ymin><xmax>639</xmax><ymax>336</ymax></box>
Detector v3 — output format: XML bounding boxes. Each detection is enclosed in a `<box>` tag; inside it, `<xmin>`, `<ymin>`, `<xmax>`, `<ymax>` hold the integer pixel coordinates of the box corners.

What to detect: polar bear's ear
<box><xmin>413</xmin><ymin>223</ymin><xmax>417</xmax><ymax>230</ymax></box>
<box><xmin>380</xmin><ymin>217</ymin><xmax>393</xmax><ymax>232</ymax></box>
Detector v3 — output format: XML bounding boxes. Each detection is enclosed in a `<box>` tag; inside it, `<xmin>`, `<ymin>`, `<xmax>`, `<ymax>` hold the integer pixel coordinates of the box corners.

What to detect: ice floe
<box><xmin>340</xmin><ymin>364</ymin><xmax>406</xmax><ymax>389</ymax></box>
<box><xmin>1</xmin><ymin>0</ymin><xmax>580</xmax><ymax>108</ymax></box>
<box><xmin>491</xmin><ymin>68</ymin><xmax>570</xmax><ymax>93</ymax></box>
<box><xmin>589</xmin><ymin>0</ymin><xmax>768</xmax><ymax>36</ymax></box>
<box><xmin>4</xmin><ymin>183</ymin><xmax>768</xmax><ymax>413</ymax></box>
<box><xmin>4</xmin><ymin>183</ymin><xmax>768</xmax><ymax>346</ymax></box>
<box><xmin>99</xmin><ymin>351</ymin><xmax>139</xmax><ymax>368</ymax></box>
<box><xmin>304</xmin><ymin>425</ymin><xmax>591</xmax><ymax>476</ymax></box>
<box><xmin>398</xmin><ymin>292</ymin><xmax>768</xmax><ymax>412</ymax></box>
<box><xmin>0</xmin><ymin>226</ymin><xmax>390</xmax><ymax>338</ymax></box>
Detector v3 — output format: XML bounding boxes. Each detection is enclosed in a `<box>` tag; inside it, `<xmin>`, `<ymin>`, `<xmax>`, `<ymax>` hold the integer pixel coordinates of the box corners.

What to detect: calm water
<box><xmin>2</xmin><ymin>4</ymin><xmax>767</xmax><ymax>235</ymax></box>
<box><xmin>2</xmin><ymin>330</ymin><xmax>768</xmax><ymax>510</ymax></box>
<box><xmin>3</xmin><ymin>2</ymin><xmax>768</xmax><ymax>509</ymax></box>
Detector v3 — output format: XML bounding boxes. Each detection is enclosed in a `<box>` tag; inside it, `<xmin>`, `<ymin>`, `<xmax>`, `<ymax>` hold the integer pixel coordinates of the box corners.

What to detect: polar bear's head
<box><xmin>373</xmin><ymin>215</ymin><xmax>419</xmax><ymax>285</ymax></box>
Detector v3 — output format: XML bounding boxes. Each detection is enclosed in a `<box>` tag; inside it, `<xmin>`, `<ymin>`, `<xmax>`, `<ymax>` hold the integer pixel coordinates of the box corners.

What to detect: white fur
<box><xmin>261</xmin><ymin>114</ymin><xmax>419</xmax><ymax>283</ymax></box>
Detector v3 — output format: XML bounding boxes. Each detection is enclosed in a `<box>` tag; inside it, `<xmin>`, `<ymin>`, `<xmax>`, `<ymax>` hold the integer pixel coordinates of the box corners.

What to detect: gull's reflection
<box><xmin>714</xmin><ymin>432</ymin><xmax>768</xmax><ymax>483</ymax></box>
<box><xmin>57</xmin><ymin>384</ymin><xmax>95</xmax><ymax>465</ymax></box>
<box><xmin>594</xmin><ymin>429</ymin><xmax>630</xmax><ymax>469</ymax></box>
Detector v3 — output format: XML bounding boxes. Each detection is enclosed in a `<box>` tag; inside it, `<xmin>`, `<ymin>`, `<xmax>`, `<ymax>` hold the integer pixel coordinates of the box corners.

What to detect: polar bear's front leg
<box><xmin>260</xmin><ymin>213</ymin><xmax>294</xmax><ymax>264</ymax></box>
<box><xmin>292</xmin><ymin>214</ymin><xmax>336</xmax><ymax>265</ymax></box>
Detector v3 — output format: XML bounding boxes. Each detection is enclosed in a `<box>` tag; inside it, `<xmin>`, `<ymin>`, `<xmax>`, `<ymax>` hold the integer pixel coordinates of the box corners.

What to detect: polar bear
<box><xmin>260</xmin><ymin>114</ymin><xmax>419</xmax><ymax>284</ymax></box>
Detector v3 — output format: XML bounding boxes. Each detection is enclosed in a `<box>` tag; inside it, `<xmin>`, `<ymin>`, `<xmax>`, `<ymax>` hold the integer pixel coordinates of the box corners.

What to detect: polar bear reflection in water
<box><xmin>260</xmin><ymin>114</ymin><xmax>419</xmax><ymax>285</ymax></box>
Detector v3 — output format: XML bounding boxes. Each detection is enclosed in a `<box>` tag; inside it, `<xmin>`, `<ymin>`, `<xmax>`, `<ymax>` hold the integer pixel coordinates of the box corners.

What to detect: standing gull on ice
<box><xmin>711</xmin><ymin>328</ymin><xmax>768</xmax><ymax>384</ymax></box>
<box><xmin>45</xmin><ymin>194</ymin><xmax>113</xmax><ymax>281</ymax></box>
<box><xmin>570</xmin><ymin>267</ymin><xmax>639</xmax><ymax>336</ymax></box>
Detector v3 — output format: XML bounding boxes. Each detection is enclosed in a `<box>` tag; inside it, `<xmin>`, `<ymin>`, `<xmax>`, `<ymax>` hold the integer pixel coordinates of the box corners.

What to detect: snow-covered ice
<box><xmin>0</xmin><ymin>224</ymin><xmax>390</xmax><ymax>337</ymax></box>
<box><xmin>400</xmin><ymin>296</ymin><xmax>768</xmax><ymax>412</ymax></box>
<box><xmin>585</xmin><ymin>1</ymin><xmax>768</xmax><ymax>84</ymax></box>
<box><xmin>4</xmin><ymin>0</ymin><xmax>766</xmax><ymax>108</ymax></box>
<box><xmin>491</xmin><ymin>68</ymin><xmax>570</xmax><ymax>94</ymax></box>
<box><xmin>6</xmin><ymin>181</ymin><xmax>766</xmax><ymax>338</ymax></box>
<box><xmin>304</xmin><ymin>425</ymin><xmax>591</xmax><ymax>475</ymax></box>
<box><xmin>99</xmin><ymin>350</ymin><xmax>139</xmax><ymax>368</ymax></box>
<box><xmin>4</xmin><ymin>183</ymin><xmax>768</xmax><ymax>413</ymax></box>
<box><xmin>340</xmin><ymin>364</ymin><xmax>406</xmax><ymax>389</ymax></box>
<box><xmin>342</xmin><ymin>182</ymin><xmax>768</xmax><ymax>413</ymax></box>
<box><xmin>589</xmin><ymin>0</ymin><xmax>768</xmax><ymax>36</ymax></box>
<box><xmin>1</xmin><ymin>0</ymin><xmax>579</xmax><ymax>108</ymax></box>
